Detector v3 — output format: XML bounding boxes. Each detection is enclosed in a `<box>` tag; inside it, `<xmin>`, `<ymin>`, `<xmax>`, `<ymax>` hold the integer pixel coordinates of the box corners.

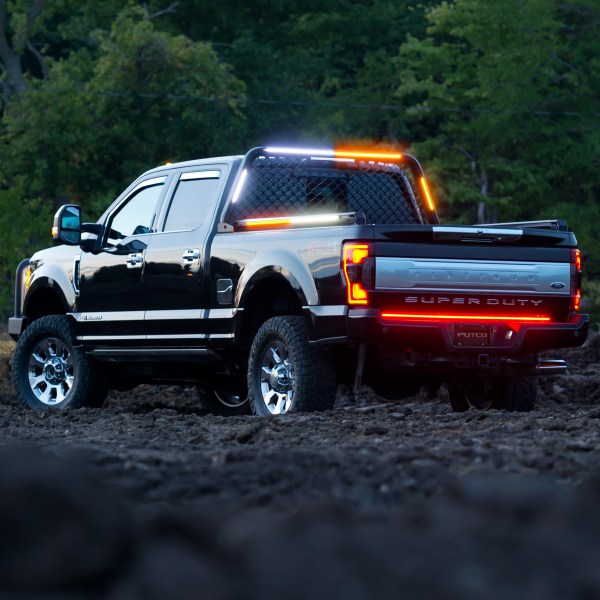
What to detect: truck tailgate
<box><xmin>370</xmin><ymin>224</ymin><xmax>577</xmax><ymax>323</ymax></box>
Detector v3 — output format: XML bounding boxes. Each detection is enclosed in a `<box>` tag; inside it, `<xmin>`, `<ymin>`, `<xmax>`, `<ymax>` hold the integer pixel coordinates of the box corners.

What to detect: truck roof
<box><xmin>140</xmin><ymin>154</ymin><xmax>244</xmax><ymax>178</ymax></box>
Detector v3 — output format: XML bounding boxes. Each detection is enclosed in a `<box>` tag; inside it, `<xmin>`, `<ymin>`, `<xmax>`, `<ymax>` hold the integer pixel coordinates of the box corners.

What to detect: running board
<box><xmin>89</xmin><ymin>347</ymin><xmax>222</xmax><ymax>363</ymax></box>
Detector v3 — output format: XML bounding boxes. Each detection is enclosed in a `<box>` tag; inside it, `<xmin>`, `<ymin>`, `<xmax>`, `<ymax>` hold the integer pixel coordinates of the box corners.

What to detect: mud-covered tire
<box><xmin>12</xmin><ymin>315</ymin><xmax>107</xmax><ymax>410</ymax></box>
<box><xmin>492</xmin><ymin>376</ymin><xmax>537</xmax><ymax>412</ymax></box>
<box><xmin>248</xmin><ymin>316</ymin><xmax>336</xmax><ymax>415</ymax></box>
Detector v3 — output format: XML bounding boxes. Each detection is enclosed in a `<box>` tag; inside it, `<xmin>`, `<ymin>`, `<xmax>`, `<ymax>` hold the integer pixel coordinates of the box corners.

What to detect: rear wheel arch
<box><xmin>237</xmin><ymin>272</ymin><xmax>307</xmax><ymax>349</ymax></box>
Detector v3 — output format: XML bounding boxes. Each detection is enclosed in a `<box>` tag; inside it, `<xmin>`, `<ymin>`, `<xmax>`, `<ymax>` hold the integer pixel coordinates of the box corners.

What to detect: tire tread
<box><xmin>248</xmin><ymin>316</ymin><xmax>336</xmax><ymax>415</ymax></box>
<box><xmin>12</xmin><ymin>315</ymin><xmax>107</xmax><ymax>410</ymax></box>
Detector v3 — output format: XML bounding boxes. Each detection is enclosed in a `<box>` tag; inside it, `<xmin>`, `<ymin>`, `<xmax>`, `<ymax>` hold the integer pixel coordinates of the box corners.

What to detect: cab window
<box><xmin>107</xmin><ymin>183</ymin><xmax>163</xmax><ymax>244</ymax></box>
<box><xmin>163</xmin><ymin>171</ymin><xmax>220</xmax><ymax>232</ymax></box>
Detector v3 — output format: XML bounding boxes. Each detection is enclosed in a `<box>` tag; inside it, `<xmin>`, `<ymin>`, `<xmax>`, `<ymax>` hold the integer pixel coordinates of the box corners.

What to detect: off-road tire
<box><xmin>492</xmin><ymin>376</ymin><xmax>537</xmax><ymax>412</ymax></box>
<box><xmin>12</xmin><ymin>315</ymin><xmax>107</xmax><ymax>410</ymax></box>
<box><xmin>248</xmin><ymin>316</ymin><xmax>336</xmax><ymax>415</ymax></box>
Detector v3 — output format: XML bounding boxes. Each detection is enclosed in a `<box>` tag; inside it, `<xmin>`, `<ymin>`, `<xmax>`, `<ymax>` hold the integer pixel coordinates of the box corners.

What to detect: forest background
<box><xmin>0</xmin><ymin>0</ymin><xmax>598</xmax><ymax>320</ymax></box>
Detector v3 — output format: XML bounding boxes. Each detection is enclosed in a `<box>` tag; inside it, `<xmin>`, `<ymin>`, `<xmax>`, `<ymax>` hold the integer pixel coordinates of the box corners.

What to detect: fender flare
<box><xmin>24</xmin><ymin>274</ymin><xmax>74</xmax><ymax>316</ymax></box>
<box><xmin>235</xmin><ymin>247</ymin><xmax>319</xmax><ymax>309</ymax></box>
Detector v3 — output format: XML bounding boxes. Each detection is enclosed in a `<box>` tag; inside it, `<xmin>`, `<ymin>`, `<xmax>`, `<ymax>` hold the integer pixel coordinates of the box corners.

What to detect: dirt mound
<box><xmin>1</xmin><ymin>327</ymin><xmax>600</xmax><ymax>597</ymax></box>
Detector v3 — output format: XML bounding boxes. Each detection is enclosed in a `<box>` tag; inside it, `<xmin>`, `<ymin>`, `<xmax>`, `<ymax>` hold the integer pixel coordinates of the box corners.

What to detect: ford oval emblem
<box><xmin>550</xmin><ymin>281</ymin><xmax>566</xmax><ymax>289</ymax></box>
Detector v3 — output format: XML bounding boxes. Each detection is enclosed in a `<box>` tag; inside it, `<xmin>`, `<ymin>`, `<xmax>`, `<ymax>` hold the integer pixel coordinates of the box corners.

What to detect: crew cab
<box><xmin>9</xmin><ymin>147</ymin><xmax>589</xmax><ymax>414</ymax></box>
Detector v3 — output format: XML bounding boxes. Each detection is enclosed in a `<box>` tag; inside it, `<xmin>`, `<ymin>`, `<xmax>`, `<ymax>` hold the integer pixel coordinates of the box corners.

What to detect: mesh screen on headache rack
<box><xmin>228</xmin><ymin>155</ymin><xmax>426</xmax><ymax>225</ymax></box>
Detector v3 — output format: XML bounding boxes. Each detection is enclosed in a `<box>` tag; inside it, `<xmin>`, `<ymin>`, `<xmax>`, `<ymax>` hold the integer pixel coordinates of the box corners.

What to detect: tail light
<box><xmin>570</xmin><ymin>248</ymin><xmax>582</xmax><ymax>311</ymax></box>
<box><xmin>342</xmin><ymin>242</ymin><xmax>374</xmax><ymax>305</ymax></box>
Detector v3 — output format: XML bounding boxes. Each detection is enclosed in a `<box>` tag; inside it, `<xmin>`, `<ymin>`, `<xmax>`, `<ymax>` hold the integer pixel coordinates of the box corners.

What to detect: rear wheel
<box><xmin>492</xmin><ymin>376</ymin><xmax>537</xmax><ymax>412</ymax></box>
<box><xmin>447</xmin><ymin>383</ymin><xmax>470</xmax><ymax>412</ymax></box>
<box><xmin>12</xmin><ymin>315</ymin><xmax>107</xmax><ymax>410</ymax></box>
<box><xmin>447</xmin><ymin>378</ymin><xmax>494</xmax><ymax>412</ymax></box>
<box><xmin>248</xmin><ymin>316</ymin><xmax>336</xmax><ymax>415</ymax></box>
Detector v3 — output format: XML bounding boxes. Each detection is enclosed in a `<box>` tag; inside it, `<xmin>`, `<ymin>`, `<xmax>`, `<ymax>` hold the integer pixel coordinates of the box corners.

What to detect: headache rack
<box><xmin>222</xmin><ymin>146</ymin><xmax>439</xmax><ymax>230</ymax></box>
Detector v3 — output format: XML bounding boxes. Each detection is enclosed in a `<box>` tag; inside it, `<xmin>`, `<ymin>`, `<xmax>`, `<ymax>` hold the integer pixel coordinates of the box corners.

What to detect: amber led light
<box><xmin>242</xmin><ymin>217</ymin><xmax>292</xmax><ymax>228</ymax></box>
<box><xmin>334</xmin><ymin>150</ymin><xmax>403</xmax><ymax>161</ymax></box>
<box><xmin>239</xmin><ymin>213</ymin><xmax>349</xmax><ymax>229</ymax></box>
<box><xmin>419</xmin><ymin>177</ymin><xmax>435</xmax><ymax>212</ymax></box>
<box><xmin>264</xmin><ymin>147</ymin><xmax>404</xmax><ymax>161</ymax></box>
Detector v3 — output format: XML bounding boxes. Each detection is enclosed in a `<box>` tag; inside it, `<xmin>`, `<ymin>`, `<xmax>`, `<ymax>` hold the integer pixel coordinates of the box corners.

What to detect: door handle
<box><xmin>182</xmin><ymin>249</ymin><xmax>200</xmax><ymax>264</ymax></box>
<box><xmin>127</xmin><ymin>253</ymin><xmax>144</xmax><ymax>269</ymax></box>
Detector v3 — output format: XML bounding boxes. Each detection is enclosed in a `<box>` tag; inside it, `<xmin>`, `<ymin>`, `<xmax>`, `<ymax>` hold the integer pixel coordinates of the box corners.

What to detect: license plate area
<box><xmin>453</xmin><ymin>323</ymin><xmax>490</xmax><ymax>347</ymax></box>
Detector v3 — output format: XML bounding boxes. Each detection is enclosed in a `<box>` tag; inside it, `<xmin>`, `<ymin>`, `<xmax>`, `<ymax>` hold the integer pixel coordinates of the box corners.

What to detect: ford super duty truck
<box><xmin>8</xmin><ymin>146</ymin><xmax>589</xmax><ymax>414</ymax></box>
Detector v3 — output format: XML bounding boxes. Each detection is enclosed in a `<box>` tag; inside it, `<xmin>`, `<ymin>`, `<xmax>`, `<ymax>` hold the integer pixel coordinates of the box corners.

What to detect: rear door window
<box><xmin>163</xmin><ymin>171</ymin><xmax>221</xmax><ymax>232</ymax></box>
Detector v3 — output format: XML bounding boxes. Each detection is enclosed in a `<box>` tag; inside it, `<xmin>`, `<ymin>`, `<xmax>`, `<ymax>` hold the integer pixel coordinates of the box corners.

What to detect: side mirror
<box><xmin>52</xmin><ymin>205</ymin><xmax>81</xmax><ymax>246</ymax></box>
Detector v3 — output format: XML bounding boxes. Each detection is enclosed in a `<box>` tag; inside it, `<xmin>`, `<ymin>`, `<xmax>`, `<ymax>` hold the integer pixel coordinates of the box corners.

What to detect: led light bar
<box><xmin>237</xmin><ymin>212</ymin><xmax>354</xmax><ymax>229</ymax></box>
<box><xmin>419</xmin><ymin>177</ymin><xmax>435</xmax><ymax>212</ymax></box>
<box><xmin>264</xmin><ymin>147</ymin><xmax>403</xmax><ymax>161</ymax></box>
<box><xmin>231</xmin><ymin>169</ymin><xmax>248</xmax><ymax>203</ymax></box>
<box><xmin>264</xmin><ymin>147</ymin><xmax>334</xmax><ymax>157</ymax></box>
<box><xmin>380</xmin><ymin>312</ymin><xmax>551</xmax><ymax>323</ymax></box>
<box><xmin>335</xmin><ymin>150</ymin><xmax>403</xmax><ymax>160</ymax></box>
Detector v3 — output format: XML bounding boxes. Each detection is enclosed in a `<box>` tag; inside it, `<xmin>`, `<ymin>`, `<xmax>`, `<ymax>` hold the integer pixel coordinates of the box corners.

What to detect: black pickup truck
<box><xmin>8</xmin><ymin>146</ymin><xmax>589</xmax><ymax>414</ymax></box>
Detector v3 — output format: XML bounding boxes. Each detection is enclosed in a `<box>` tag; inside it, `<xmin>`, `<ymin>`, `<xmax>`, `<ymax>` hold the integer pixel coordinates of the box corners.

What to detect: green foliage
<box><xmin>392</xmin><ymin>0</ymin><xmax>600</xmax><ymax>275</ymax></box>
<box><xmin>0</xmin><ymin>186</ymin><xmax>52</xmax><ymax>312</ymax></box>
<box><xmin>582</xmin><ymin>278</ymin><xmax>600</xmax><ymax>327</ymax></box>
<box><xmin>1</xmin><ymin>6</ymin><xmax>246</xmax><ymax>208</ymax></box>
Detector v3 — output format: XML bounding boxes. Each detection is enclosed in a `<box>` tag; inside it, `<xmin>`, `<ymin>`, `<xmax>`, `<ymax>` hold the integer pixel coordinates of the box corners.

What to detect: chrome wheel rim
<box><xmin>27</xmin><ymin>337</ymin><xmax>75</xmax><ymax>405</ymax></box>
<box><xmin>259</xmin><ymin>340</ymin><xmax>295</xmax><ymax>415</ymax></box>
<box><xmin>465</xmin><ymin>380</ymin><xmax>493</xmax><ymax>410</ymax></box>
<box><xmin>214</xmin><ymin>388</ymin><xmax>248</xmax><ymax>409</ymax></box>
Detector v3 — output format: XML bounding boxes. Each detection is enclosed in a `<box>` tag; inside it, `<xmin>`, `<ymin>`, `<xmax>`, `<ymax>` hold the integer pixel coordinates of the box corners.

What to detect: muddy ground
<box><xmin>1</xmin><ymin>328</ymin><xmax>600</xmax><ymax>599</ymax></box>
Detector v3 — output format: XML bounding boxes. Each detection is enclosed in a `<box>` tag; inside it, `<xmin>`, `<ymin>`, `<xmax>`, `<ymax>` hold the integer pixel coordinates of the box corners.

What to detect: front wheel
<box><xmin>197</xmin><ymin>381</ymin><xmax>250</xmax><ymax>416</ymax></box>
<box><xmin>12</xmin><ymin>316</ymin><xmax>107</xmax><ymax>410</ymax></box>
<box><xmin>248</xmin><ymin>316</ymin><xmax>336</xmax><ymax>415</ymax></box>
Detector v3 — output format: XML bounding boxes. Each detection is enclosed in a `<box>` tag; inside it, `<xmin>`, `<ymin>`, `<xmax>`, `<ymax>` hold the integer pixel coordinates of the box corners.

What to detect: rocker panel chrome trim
<box><xmin>70</xmin><ymin>311</ymin><xmax>146</xmax><ymax>322</ymax></box>
<box><xmin>77</xmin><ymin>335</ymin><xmax>146</xmax><ymax>341</ymax></box>
<box><xmin>145</xmin><ymin>309</ymin><xmax>202</xmax><ymax>320</ymax></box>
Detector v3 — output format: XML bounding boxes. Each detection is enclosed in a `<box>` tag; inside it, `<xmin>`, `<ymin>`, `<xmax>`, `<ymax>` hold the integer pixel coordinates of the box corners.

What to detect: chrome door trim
<box><xmin>180</xmin><ymin>170</ymin><xmax>220</xmax><ymax>181</ymax></box>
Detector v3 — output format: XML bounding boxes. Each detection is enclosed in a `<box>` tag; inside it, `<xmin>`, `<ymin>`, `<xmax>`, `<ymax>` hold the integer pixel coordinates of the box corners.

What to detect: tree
<box><xmin>0</xmin><ymin>4</ymin><xmax>246</xmax><ymax>317</ymax></box>
<box><xmin>1</xmin><ymin>5</ymin><xmax>246</xmax><ymax>211</ymax></box>
<box><xmin>0</xmin><ymin>0</ymin><xmax>48</xmax><ymax>101</ymax></box>
<box><xmin>392</xmin><ymin>0</ymin><xmax>600</xmax><ymax>275</ymax></box>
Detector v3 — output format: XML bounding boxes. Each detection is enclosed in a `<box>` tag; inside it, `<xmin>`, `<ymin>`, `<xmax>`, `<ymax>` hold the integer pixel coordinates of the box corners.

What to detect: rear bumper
<box><xmin>346</xmin><ymin>309</ymin><xmax>589</xmax><ymax>356</ymax></box>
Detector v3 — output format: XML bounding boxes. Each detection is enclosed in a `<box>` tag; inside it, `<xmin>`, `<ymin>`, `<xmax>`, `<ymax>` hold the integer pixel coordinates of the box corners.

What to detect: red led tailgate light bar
<box><xmin>380</xmin><ymin>312</ymin><xmax>551</xmax><ymax>323</ymax></box>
